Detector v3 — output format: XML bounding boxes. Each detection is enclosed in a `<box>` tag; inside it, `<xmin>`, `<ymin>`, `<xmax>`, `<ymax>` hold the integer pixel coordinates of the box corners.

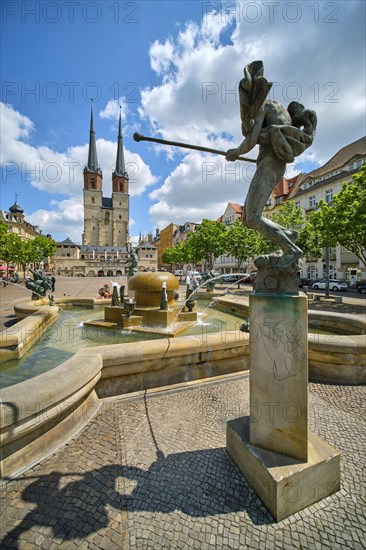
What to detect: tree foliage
<box><xmin>0</xmin><ymin>233</ymin><xmax>23</xmax><ymax>266</ymax></box>
<box><xmin>162</xmin><ymin>244</ymin><xmax>186</xmax><ymax>269</ymax></box>
<box><xmin>226</xmin><ymin>219</ymin><xmax>258</xmax><ymax>270</ymax></box>
<box><xmin>306</xmin><ymin>165</ymin><xmax>366</xmax><ymax>266</ymax></box>
<box><xmin>29</xmin><ymin>235</ymin><xmax>57</xmax><ymax>264</ymax></box>
<box><xmin>184</xmin><ymin>219</ymin><xmax>227</xmax><ymax>270</ymax></box>
<box><xmin>253</xmin><ymin>200</ymin><xmax>323</xmax><ymax>259</ymax></box>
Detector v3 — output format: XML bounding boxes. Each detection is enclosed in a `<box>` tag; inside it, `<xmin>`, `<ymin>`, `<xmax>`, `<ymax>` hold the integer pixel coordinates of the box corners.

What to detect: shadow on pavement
<box><xmin>1</xmin><ymin>448</ymin><xmax>272</xmax><ymax>547</ymax></box>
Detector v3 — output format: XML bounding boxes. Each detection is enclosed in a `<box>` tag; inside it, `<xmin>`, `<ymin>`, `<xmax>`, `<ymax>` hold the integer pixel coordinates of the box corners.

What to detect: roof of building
<box><xmin>302</xmin><ymin>136</ymin><xmax>365</xmax><ymax>182</ymax></box>
<box><xmin>228</xmin><ymin>203</ymin><xmax>244</xmax><ymax>214</ymax></box>
<box><xmin>113</xmin><ymin>110</ymin><xmax>128</xmax><ymax>179</ymax></box>
<box><xmin>138</xmin><ymin>242</ymin><xmax>157</xmax><ymax>249</ymax></box>
<box><xmin>58</xmin><ymin>237</ymin><xmax>79</xmax><ymax>247</ymax></box>
<box><xmin>9</xmin><ymin>200</ymin><xmax>24</xmax><ymax>214</ymax></box>
<box><xmin>84</xmin><ymin>105</ymin><xmax>102</xmax><ymax>176</ymax></box>
<box><xmin>294</xmin><ymin>165</ymin><xmax>363</xmax><ymax>198</ymax></box>
<box><xmin>102</xmin><ymin>197</ymin><xmax>113</xmax><ymax>208</ymax></box>
<box><xmin>272</xmin><ymin>174</ymin><xmax>303</xmax><ymax>199</ymax></box>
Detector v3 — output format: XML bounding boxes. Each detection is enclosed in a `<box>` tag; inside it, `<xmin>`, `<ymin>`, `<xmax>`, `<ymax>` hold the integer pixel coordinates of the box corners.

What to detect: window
<box><xmin>119</xmin><ymin>215</ymin><xmax>122</xmax><ymax>219</ymax></box>
<box><xmin>91</xmin><ymin>197</ymin><xmax>95</xmax><ymax>204</ymax></box>
<box><xmin>276</xmin><ymin>196</ymin><xmax>284</xmax><ymax>205</ymax></box>
<box><xmin>307</xmin><ymin>266</ymin><xmax>318</xmax><ymax>280</ymax></box>
<box><xmin>325</xmin><ymin>189</ymin><xmax>333</xmax><ymax>204</ymax></box>
<box><xmin>309</xmin><ymin>195</ymin><xmax>316</xmax><ymax>208</ymax></box>
<box><xmin>90</xmin><ymin>178</ymin><xmax>96</xmax><ymax>189</ymax></box>
<box><xmin>356</xmin><ymin>159</ymin><xmax>363</xmax><ymax>169</ymax></box>
<box><xmin>295</xmin><ymin>201</ymin><xmax>300</xmax><ymax>208</ymax></box>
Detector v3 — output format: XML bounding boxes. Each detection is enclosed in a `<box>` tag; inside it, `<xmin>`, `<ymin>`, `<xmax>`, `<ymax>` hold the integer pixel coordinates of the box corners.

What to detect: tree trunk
<box><xmin>325</xmin><ymin>247</ymin><xmax>330</xmax><ymax>298</ymax></box>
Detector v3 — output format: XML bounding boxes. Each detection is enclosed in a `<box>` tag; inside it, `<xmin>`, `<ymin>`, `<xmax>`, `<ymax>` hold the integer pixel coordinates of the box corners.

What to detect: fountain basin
<box><xmin>1</xmin><ymin>293</ymin><xmax>364</xmax><ymax>479</ymax></box>
<box><xmin>0</xmin><ymin>331</ymin><xmax>248</xmax><ymax>479</ymax></box>
<box><xmin>213</xmin><ymin>295</ymin><xmax>366</xmax><ymax>385</ymax></box>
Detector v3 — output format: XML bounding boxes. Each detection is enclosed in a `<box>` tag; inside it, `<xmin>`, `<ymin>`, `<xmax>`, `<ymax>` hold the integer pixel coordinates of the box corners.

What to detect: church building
<box><xmin>54</xmin><ymin>107</ymin><xmax>157</xmax><ymax>276</ymax></box>
<box><xmin>82</xmin><ymin>106</ymin><xmax>129</xmax><ymax>247</ymax></box>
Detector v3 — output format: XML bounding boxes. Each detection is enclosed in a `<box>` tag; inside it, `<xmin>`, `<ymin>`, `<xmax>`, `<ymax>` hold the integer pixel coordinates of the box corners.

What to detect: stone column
<box><xmin>249</xmin><ymin>294</ymin><xmax>308</xmax><ymax>461</ymax></box>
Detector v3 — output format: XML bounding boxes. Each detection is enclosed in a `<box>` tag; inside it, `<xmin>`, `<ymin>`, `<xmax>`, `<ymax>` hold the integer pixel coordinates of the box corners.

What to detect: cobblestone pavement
<box><xmin>1</xmin><ymin>375</ymin><xmax>365</xmax><ymax>549</ymax></box>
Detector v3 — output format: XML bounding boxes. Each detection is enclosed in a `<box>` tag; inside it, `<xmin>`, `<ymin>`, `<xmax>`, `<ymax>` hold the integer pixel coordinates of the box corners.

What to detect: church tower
<box><xmin>111</xmin><ymin>109</ymin><xmax>129</xmax><ymax>246</ymax></box>
<box><xmin>82</xmin><ymin>106</ymin><xmax>129</xmax><ymax>247</ymax></box>
<box><xmin>82</xmin><ymin>105</ymin><xmax>103</xmax><ymax>245</ymax></box>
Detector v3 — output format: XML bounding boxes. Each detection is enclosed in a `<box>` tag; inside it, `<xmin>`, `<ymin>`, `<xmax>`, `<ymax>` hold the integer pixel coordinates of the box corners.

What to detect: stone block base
<box><xmin>227</xmin><ymin>416</ymin><xmax>340</xmax><ymax>522</ymax></box>
<box><xmin>121</xmin><ymin>315</ymin><xmax>143</xmax><ymax>329</ymax></box>
<box><xmin>134</xmin><ymin>307</ymin><xmax>180</xmax><ymax>327</ymax></box>
<box><xmin>177</xmin><ymin>311</ymin><xmax>198</xmax><ymax>322</ymax></box>
<box><xmin>105</xmin><ymin>306</ymin><xmax>124</xmax><ymax>324</ymax></box>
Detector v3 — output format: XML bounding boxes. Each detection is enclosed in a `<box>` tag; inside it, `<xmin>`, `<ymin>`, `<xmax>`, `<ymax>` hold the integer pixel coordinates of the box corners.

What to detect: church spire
<box><xmin>113</xmin><ymin>108</ymin><xmax>127</xmax><ymax>178</ymax></box>
<box><xmin>85</xmin><ymin>103</ymin><xmax>102</xmax><ymax>175</ymax></box>
<box><xmin>112</xmin><ymin>107</ymin><xmax>129</xmax><ymax>194</ymax></box>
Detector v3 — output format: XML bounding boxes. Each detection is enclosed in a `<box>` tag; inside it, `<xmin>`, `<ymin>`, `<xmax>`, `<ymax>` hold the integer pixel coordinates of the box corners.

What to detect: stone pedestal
<box><xmin>226</xmin><ymin>292</ymin><xmax>340</xmax><ymax>520</ymax></box>
<box><xmin>134</xmin><ymin>307</ymin><xmax>180</xmax><ymax>327</ymax></box>
<box><xmin>105</xmin><ymin>306</ymin><xmax>124</xmax><ymax>325</ymax></box>
<box><xmin>121</xmin><ymin>315</ymin><xmax>143</xmax><ymax>329</ymax></box>
<box><xmin>227</xmin><ymin>417</ymin><xmax>340</xmax><ymax>522</ymax></box>
<box><xmin>249</xmin><ymin>294</ymin><xmax>308</xmax><ymax>461</ymax></box>
<box><xmin>177</xmin><ymin>311</ymin><xmax>198</xmax><ymax>322</ymax></box>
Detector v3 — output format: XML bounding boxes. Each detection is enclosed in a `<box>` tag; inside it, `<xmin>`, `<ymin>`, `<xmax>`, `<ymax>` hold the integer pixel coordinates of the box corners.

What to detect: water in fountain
<box><xmin>180</xmin><ymin>272</ymin><xmax>252</xmax><ymax>309</ymax></box>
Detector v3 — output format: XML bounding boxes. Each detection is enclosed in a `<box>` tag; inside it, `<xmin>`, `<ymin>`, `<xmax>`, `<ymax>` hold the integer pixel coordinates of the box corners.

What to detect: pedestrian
<box><xmin>2</xmin><ymin>274</ymin><xmax>7</xmax><ymax>287</ymax></box>
<box><xmin>51</xmin><ymin>275</ymin><xmax>56</xmax><ymax>292</ymax></box>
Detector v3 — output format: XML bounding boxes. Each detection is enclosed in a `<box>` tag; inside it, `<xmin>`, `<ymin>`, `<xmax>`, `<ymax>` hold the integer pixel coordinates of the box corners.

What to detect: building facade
<box><xmin>157</xmin><ymin>223</ymin><xmax>178</xmax><ymax>268</ymax></box>
<box><xmin>214</xmin><ymin>202</ymin><xmax>258</xmax><ymax>275</ymax></box>
<box><xmin>1</xmin><ymin>198</ymin><xmax>42</xmax><ymax>241</ymax></box>
<box><xmin>294</xmin><ymin>136</ymin><xmax>365</xmax><ymax>283</ymax></box>
<box><xmin>0</xmin><ymin>198</ymin><xmax>55</xmax><ymax>272</ymax></box>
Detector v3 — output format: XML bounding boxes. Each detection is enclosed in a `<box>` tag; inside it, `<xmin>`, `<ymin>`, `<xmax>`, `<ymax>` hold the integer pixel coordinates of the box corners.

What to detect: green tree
<box><xmin>226</xmin><ymin>219</ymin><xmax>258</xmax><ymax>271</ymax></box>
<box><xmin>0</xmin><ymin>233</ymin><xmax>23</xmax><ymax>274</ymax></box>
<box><xmin>18</xmin><ymin>240</ymin><xmax>36</xmax><ymax>279</ymax></box>
<box><xmin>306</xmin><ymin>165</ymin><xmax>366</xmax><ymax>267</ymax></box>
<box><xmin>253</xmin><ymin>200</ymin><xmax>322</xmax><ymax>259</ymax></box>
<box><xmin>0</xmin><ymin>220</ymin><xmax>9</xmax><ymax>248</ymax></box>
<box><xmin>162</xmin><ymin>246</ymin><xmax>182</xmax><ymax>271</ymax></box>
<box><xmin>29</xmin><ymin>235</ymin><xmax>58</xmax><ymax>267</ymax></box>
<box><xmin>184</xmin><ymin>219</ymin><xmax>227</xmax><ymax>270</ymax></box>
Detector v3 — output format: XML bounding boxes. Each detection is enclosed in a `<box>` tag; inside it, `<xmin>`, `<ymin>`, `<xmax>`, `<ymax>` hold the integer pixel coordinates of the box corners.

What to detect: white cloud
<box><xmin>99</xmin><ymin>98</ymin><xmax>128</xmax><ymax>121</ymax></box>
<box><xmin>26</xmin><ymin>197</ymin><xmax>84</xmax><ymax>243</ymax></box>
<box><xmin>141</xmin><ymin>1</ymin><xmax>365</xmax><ymax>227</ymax></box>
<box><xmin>0</xmin><ymin>102</ymin><xmax>157</xmax><ymax>198</ymax></box>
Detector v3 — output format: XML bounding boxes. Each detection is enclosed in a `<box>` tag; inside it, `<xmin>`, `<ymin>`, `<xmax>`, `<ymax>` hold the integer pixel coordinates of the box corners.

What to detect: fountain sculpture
<box><xmin>85</xmin><ymin>271</ymin><xmax>198</xmax><ymax>336</ymax></box>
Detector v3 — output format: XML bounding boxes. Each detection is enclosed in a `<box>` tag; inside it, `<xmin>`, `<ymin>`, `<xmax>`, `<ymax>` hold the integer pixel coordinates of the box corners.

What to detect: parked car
<box><xmin>356</xmin><ymin>282</ymin><xmax>366</xmax><ymax>294</ymax></box>
<box><xmin>220</xmin><ymin>274</ymin><xmax>249</xmax><ymax>283</ymax></box>
<box><xmin>173</xmin><ymin>270</ymin><xmax>183</xmax><ymax>277</ymax></box>
<box><xmin>298</xmin><ymin>278</ymin><xmax>313</xmax><ymax>288</ymax></box>
<box><xmin>186</xmin><ymin>270</ymin><xmax>202</xmax><ymax>282</ymax></box>
<box><xmin>312</xmin><ymin>279</ymin><xmax>348</xmax><ymax>291</ymax></box>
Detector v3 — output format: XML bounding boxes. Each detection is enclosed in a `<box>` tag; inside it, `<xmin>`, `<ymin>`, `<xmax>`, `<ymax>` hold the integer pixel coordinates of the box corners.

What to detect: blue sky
<box><xmin>1</xmin><ymin>0</ymin><xmax>365</xmax><ymax>243</ymax></box>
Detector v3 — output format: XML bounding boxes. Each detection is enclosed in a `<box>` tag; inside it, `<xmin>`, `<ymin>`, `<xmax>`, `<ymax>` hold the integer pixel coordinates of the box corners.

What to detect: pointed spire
<box><xmin>85</xmin><ymin>102</ymin><xmax>102</xmax><ymax>174</ymax></box>
<box><xmin>113</xmin><ymin>107</ymin><xmax>128</xmax><ymax>178</ymax></box>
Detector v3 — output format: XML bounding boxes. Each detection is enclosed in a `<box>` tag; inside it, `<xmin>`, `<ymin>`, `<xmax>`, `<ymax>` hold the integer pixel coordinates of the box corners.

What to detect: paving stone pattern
<box><xmin>1</xmin><ymin>376</ymin><xmax>365</xmax><ymax>549</ymax></box>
